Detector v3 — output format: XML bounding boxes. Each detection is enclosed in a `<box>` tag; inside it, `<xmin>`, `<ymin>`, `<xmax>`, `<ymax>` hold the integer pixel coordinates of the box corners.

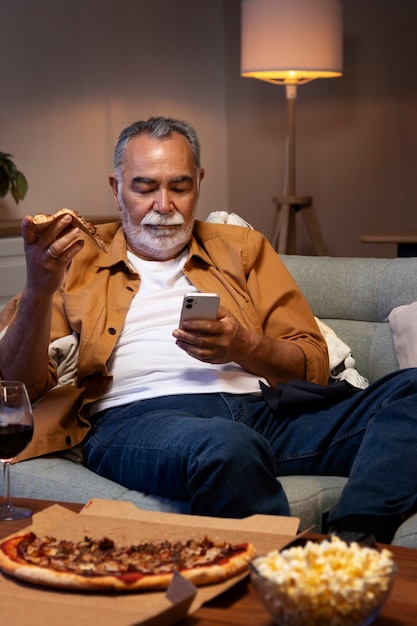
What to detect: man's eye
<box><xmin>171</xmin><ymin>186</ymin><xmax>189</xmax><ymax>194</ymax></box>
<box><xmin>136</xmin><ymin>186</ymin><xmax>155</xmax><ymax>195</ymax></box>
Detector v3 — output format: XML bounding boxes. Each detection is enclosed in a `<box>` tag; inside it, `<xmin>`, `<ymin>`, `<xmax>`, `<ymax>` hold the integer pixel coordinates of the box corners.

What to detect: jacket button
<box><xmin>107</xmin><ymin>327</ymin><xmax>117</xmax><ymax>335</ymax></box>
<box><xmin>65</xmin><ymin>435</ymin><xmax>72</xmax><ymax>446</ymax></box>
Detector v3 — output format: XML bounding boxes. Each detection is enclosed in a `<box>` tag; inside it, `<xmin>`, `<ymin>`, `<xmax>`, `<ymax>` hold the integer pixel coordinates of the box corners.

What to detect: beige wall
<box><xmin>0</xmin><ymin>0</ymin><xmax>229</xmax><ymax>222</ymax></box>
<box><xmin>1</xmin><ymin>0</ymin><xmax>416</xmax><ymax>258</ymax></box>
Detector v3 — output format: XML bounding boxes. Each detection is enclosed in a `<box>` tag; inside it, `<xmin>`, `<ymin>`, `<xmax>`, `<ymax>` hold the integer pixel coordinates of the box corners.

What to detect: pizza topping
<box><xmin>8</xmin><ymin>532</ymin><xmax>252</xmax><ymax>579</ymax></box>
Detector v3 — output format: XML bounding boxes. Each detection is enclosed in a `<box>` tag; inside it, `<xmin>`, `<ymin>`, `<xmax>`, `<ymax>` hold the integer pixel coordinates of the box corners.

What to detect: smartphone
<box><xmin>179</xmin><ymin>293</ymin><xmax>220</xmax><ymax>327</ymax></box>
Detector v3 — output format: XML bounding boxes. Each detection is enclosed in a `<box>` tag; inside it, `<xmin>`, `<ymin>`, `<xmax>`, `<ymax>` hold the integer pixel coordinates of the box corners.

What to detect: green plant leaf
<box><xmin>10</xmin><ymin>183</ymin><xmax>19</xmax><ymax>202</ymax></box>
<box><xmin>0</xmin><ymin>156</ymin><xmax>16</xmax><ymax>177</ymax></box>
<box><xmin>0</xmin><ymin>153</ymin><xmax>28</xmax><ymax>202</ymax></box>
<box><xmin>16</xmin><ymin>171</ymin><xmax>28</xmax><ymax>200</ymax></box>
<box><xmin>0</xmin><ymin>167</ymin><xmax>9</xmax><ymax>197</ymax></box>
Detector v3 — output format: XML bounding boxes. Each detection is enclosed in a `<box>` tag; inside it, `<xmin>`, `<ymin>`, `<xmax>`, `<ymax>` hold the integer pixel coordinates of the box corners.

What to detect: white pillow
<box><xmin>388</xmin><ymin>302</ymin><xmax>417</xmax><ymax>368</ymax></box>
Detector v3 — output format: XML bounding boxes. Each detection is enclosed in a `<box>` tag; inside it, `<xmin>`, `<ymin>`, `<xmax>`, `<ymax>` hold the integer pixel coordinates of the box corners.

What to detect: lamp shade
<box><xmin>241</xmin><ymin>0</ymin><xmax>343</xmax><ymax>83</ymax></box>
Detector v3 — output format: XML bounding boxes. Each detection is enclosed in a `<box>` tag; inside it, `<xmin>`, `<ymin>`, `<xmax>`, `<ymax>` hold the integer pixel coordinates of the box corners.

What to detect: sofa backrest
<box><xmin>281</xmin><ymin>255</ymin><xmax>417</xmax><ymax>383</ymax></box>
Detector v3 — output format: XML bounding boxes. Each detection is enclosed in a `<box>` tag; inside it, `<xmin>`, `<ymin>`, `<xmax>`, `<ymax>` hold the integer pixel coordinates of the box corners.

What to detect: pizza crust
<box><xmin>33</xmin><ymin>209</ymin><xmax>108</xmax><ymax>252</ymax></box>
<box><xmin>0</xmin><ymin>533</ymin><xmax>256</xmax><ymax>592</ymax></box>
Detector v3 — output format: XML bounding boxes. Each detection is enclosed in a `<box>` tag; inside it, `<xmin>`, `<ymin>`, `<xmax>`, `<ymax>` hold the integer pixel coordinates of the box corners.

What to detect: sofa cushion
<box><xmin>281</xmin><ymin>256</ymin><xmax>417</xmax><ymax>382</ymax></box>
<box><xmin>392</xmin><ymin>512</ymin><xmax>417</xmax><ymax>548</ymax></box>
<box><xmin>11</xmin><ymin>457</ymin><xmax>189</xmax><ymax>514</ymax></box>
<box><xmin>388</xmin><ymin>301</ymin><xmax>417</xmax><ymax>368</ymax></box>
<box><xmin>13</xmin><ymin>456</ymin><xmax>347</xmax><ymax>534</ymax></box>
<box><xmin>279</xmin><ymin>475</ymin><xmax>347</xmax><ymax>532</ymax></box>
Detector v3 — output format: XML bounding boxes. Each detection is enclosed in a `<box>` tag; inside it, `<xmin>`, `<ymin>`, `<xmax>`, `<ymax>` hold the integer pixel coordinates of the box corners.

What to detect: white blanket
<box><xmin>315</xmin><ymin>318</ymin><xmax>368</xmax><ymax>389</ymax></box>
<box><xmin>49</xmin><ymin>332</ymin><xmax>79</xmax><ymax>387</ymax></box>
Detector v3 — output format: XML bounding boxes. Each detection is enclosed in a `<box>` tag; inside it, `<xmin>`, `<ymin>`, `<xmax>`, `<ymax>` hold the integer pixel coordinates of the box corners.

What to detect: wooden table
<box><xmin>1</xmin><ymin>498</ymin><xmax>417</xmax><ymax>625</ymax></box>
<box><xmin>361</xmin><ymin>232</ymin><xmax>417</xmax><ymax>257</ymax></box>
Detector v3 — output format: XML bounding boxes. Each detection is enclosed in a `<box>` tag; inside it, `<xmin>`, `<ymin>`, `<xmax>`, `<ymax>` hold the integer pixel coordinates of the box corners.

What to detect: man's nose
<box><xmin>153</xmin><ymin>188</ymin><xmax>172</xmax><ymax>212</ymax></box>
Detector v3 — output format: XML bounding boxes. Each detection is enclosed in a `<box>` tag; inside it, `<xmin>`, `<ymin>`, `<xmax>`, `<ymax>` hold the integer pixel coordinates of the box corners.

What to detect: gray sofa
<box><xmin>10</xmin><ymin>254</ymin><xmax>417</xmax><ymax>548</ymax></box>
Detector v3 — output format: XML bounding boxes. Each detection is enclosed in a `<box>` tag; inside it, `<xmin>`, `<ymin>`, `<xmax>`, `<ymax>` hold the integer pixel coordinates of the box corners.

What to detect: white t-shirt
<box><xmin>89</xmin><ymin>249</ymin><xmax>264</xmax><ymax>414</ymax></box>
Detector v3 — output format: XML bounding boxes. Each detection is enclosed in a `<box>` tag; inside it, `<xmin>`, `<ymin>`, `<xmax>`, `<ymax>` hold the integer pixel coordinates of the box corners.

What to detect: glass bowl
<box><xmin>250</xmin><ymin>538</ymin><xmax>396</xmax><ymax>626</ymax></box>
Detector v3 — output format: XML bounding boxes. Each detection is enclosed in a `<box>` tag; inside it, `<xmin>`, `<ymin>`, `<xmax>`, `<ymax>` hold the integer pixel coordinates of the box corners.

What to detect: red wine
<box><xmin>0</xmin><ymin>424</ymin><xmax>33</xmax><ymax>459</ymax></box>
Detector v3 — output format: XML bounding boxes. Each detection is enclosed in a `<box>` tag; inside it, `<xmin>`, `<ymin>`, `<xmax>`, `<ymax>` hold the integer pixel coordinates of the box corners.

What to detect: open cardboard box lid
<box><xmin>0</xmin><ymin>498</ymin><xmax>300</xmax><ymax>625</ymax></box>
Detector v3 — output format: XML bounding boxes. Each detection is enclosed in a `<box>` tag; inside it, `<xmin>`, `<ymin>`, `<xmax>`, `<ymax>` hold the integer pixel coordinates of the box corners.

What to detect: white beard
<box><xmin>119</xmin><ymin>203</ymin><xmax>194</xmax><ymax>261</ymax></box>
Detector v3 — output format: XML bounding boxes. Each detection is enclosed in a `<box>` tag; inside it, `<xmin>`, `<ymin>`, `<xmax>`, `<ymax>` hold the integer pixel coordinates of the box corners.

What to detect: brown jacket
<box><xmin>0</xmin><ymin>220</ymin><xmax>328</xmax><ymax>460</ymax></box>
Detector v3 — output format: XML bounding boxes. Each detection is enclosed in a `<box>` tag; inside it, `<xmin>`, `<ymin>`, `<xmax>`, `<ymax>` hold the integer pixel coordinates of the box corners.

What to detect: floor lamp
<box><xmin>241</xmin><ymin>0</ymin><xmax>343</xmax><ymax>254</ymax></box>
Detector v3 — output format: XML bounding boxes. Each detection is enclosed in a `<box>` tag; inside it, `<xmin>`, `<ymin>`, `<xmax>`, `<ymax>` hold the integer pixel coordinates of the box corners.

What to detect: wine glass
<box><xmin>0</xmin><ymin>381</ymin><xmax>34</xmax><ymax>521</ymax></box>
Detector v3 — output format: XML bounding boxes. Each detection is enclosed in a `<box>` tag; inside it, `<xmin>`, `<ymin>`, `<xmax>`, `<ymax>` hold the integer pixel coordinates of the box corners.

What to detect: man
<box><xmin>1</xmin><ymin>116</ymin><xmax>416</xmax><ymax>543</ymax></box>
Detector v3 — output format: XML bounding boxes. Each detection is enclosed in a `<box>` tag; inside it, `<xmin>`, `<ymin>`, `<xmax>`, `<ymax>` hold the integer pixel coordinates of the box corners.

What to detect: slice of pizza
<box><xmin>33</xmin><ymin>208</ymin><xmax>108</xmax><ymax>252</ymax></box>
<box><xmin>0</xmin><ymin>532</ymin><xmax>256</xmax><ymax>592</ymax></box>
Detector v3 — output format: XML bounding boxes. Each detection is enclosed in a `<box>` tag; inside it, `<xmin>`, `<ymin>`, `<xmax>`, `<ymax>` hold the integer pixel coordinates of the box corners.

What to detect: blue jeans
<box><xmin>83</xmin><ymin>369</ymin><xmax>417</xmax><ymax>525</ymax></box>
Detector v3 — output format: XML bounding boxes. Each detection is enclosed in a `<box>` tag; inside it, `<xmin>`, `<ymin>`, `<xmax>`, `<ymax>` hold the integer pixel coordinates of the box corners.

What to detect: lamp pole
<box><xmin>286</xmin><ymin>83</ymin><xmax>297</xmax><ymax>197</ymax></box>
<box><xmin>271</xmin><ymin>83</ymin><xmax>328</xmax><ymax>255</ymax></box>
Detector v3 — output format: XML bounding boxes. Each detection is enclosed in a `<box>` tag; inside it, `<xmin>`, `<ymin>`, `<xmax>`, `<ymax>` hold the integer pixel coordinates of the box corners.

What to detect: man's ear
<box><xmin>197</xmin><ymin>168</ymin><xmax>205</xmax><ymax>196</ymax></box>
<box><xmin>109</xmin><ymin>174</ymin><xmax>121</xmax><ymax>211</ymax></box>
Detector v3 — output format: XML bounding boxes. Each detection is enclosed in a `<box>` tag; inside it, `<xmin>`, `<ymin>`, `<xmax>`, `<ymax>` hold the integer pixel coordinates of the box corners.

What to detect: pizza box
<box><xmin>0</xmin><ymin>498</ymin><xmax>300</xmax><ymax>626</ymax></box>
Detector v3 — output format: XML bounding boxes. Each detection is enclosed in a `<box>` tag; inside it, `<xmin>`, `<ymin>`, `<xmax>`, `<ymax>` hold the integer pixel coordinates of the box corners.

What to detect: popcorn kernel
<box><xmin>252</xmin><ymin>537</ymin><xmax>395</xmax><ymax>626</ymax></box>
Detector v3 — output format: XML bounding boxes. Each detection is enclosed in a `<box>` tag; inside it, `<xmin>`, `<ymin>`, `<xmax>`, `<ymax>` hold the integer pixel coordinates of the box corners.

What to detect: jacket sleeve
<box><xmin>245</xmin><ymin>231</ymin><xmax>329</xmax><ymax>384</ymax></box>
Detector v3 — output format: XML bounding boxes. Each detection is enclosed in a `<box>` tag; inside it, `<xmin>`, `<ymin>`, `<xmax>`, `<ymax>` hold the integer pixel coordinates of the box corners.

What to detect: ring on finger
<box><xmin>46</xmin><ymin>247</ymin><xmax>59</xmax><ymax>259</ymax></box>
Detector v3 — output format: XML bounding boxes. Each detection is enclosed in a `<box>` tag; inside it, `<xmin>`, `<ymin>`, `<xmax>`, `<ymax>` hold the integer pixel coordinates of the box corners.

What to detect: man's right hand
<box><xmin>22</xmin><ymin>214</ymin><xmax>85</xmax><ymax>294</ymax></box>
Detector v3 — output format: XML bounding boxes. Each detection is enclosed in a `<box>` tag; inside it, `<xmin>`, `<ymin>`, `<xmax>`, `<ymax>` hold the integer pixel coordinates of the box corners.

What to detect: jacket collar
<box><xmin>95</xmin><ymin>223</ymin><xmax>133</xmax><ymax>272</ymax></box>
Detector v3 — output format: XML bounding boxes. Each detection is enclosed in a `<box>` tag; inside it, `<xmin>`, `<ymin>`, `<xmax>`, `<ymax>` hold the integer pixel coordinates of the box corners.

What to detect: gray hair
<box><xmin>113</xmin><ymin>116</ymin><xmax>201</xmax><ymax>175</ymax></box>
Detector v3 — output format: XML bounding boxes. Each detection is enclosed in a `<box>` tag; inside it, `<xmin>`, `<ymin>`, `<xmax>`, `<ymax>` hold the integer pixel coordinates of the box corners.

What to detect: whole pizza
<box><xmin>0</xmin><ymin>532</ymin><xmax>256</xmax><ymax>592</ymax></box>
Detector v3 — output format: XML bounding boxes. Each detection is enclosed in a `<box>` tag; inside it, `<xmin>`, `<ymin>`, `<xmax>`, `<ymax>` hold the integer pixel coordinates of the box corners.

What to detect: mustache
<box><xmin>141</xmin><ymin>211</ymin><xmax>185</xmax><ymax>226</ymax></box>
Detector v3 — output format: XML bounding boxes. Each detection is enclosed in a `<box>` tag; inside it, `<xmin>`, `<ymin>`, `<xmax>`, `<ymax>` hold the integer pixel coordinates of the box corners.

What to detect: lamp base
<box><xmin>271</xmin><ymin>195</ymin><xmax>328</xmax><ymax>255</ymax></box>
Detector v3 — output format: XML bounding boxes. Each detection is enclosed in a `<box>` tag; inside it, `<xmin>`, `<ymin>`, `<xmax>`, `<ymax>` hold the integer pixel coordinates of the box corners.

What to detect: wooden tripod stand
<box><xmin>270</xmin><ymin>84</ymin><xmax>328</xmax><ymax>255</ymax></box>
<box><xmin>271</xmin><ymin>194</ymin><xmax>328</xmax><ymax>255</ymax></box>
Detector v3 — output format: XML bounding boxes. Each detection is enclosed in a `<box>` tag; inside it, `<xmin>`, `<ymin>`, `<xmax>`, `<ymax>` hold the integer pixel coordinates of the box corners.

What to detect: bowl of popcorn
<box><xmin>250</xmin><ymin>536</ymin><xmax>396</xmax><ymax>626</ymax></box>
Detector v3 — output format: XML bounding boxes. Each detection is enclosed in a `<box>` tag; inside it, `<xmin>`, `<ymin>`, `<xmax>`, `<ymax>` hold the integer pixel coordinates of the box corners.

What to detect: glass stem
<box><xmin>2</xmin><ymin>461</ymin><xmax>12</xmax><ymax>510</ymax></box>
